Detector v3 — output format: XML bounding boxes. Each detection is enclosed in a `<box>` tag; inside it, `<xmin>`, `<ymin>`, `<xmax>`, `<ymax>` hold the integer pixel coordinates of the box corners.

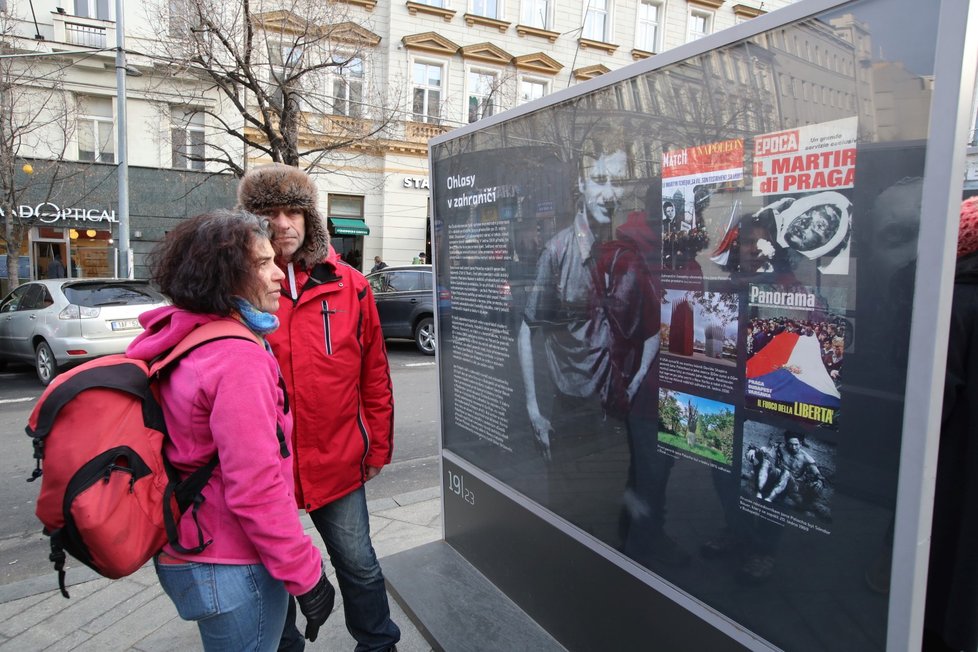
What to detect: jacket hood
<box><xmin>126</xmin><ymin>306</ymin><xmax>225</xmax><ymax>362</ymax></box>
<box><xmin>236</xmin><ymin>164</ymin><xmax>330</xmax><ymax>269</ymax></box>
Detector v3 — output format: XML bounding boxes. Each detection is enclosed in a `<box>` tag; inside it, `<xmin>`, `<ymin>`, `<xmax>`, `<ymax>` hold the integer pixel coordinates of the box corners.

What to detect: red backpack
<box><xmin>26</xmin><ymin>320</ymin><xmax>263</xmax><ymax>598</ymax></box>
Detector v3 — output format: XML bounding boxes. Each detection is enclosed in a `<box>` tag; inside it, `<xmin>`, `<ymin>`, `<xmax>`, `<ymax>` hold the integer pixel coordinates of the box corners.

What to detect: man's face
<box><xmin>579</xmin><ymin>150</ymin><xmax>627</xmax><ymax>224</ymax></box>
<box><xmin>261</xmin><ymin>206</ymin><xmax>306</xmax><ymax>262</ymax></box>
<box><xmin>246</xmin><ymin>237</ymin><xmax>286</xmax><ymax>313</ymax></box>
<box><xmin>785</xmin><ymin>437</ymin><xmax>801</xmax><ymax>455</ymax></box>
<box><xmin>785</xmin><ymin>205</ymin><xmax>841</xmax><ymax>251</ymax></box>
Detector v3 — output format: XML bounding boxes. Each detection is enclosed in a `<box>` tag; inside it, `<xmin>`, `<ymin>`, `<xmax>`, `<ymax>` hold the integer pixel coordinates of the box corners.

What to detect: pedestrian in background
<box><xmin>128</xmin><ymin>210</ymin><xmax>334</xmax><ymax>651</ymax></box>
<box><xmin>370</xmin><ymin>255</ymin><xmax>388</xmax><ymax>273</ymax></box>
<box><xmin>237</xmin><ymin>164</ymin><xmax>400</xmax><ymax>652</ymax></box>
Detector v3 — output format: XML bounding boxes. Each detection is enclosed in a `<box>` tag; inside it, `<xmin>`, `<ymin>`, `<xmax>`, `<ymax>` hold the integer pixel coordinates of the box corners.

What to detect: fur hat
<box><xmin>236</xmin><ymin>164</ymin><xmax>329</xmax><ymax>268</ymax></box>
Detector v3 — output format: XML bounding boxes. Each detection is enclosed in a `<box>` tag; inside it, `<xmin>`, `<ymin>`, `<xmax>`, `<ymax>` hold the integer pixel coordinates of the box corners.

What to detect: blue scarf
<box><xmin>232</xmin><ymin>296</ymin><xmax>279</xmax><ymax>337</ymax></box>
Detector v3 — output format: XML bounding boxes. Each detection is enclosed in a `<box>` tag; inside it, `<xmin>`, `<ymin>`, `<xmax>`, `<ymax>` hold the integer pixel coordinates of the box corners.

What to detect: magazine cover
<box><xmin>744</xmin><ymin>284</ymin><xmax>849</xmax><ymax>428</ymax></box>
<box><xmin>742</xmin><ymin>117</ymin><xmax>857</xmax><ymax>275</ymax></box>
<box><xmin>661</xmin><ymin>138</ymin><xmax>744</xmax><ymax>278</ymax></box>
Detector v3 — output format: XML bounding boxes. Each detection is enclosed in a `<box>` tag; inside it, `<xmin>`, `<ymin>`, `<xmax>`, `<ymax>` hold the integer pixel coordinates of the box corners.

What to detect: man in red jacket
<box><xmin>237</xmin><ymin>164</ymin><xmax>399</xmax><ymax>652</ymax></box>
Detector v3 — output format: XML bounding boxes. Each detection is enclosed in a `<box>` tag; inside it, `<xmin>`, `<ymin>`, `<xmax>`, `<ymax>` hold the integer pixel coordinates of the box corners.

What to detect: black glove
<box><xmin>296</xmin><ymin>570</ymin><xmax>335</xmax><ymax>642</ymax></box>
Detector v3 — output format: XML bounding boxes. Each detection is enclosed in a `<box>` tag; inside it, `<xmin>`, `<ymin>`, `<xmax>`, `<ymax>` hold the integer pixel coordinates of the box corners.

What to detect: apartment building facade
<box><xmin>5</xmin><ymin>0</ymin><xmax>800</xmax><ymax>280</ymax></box>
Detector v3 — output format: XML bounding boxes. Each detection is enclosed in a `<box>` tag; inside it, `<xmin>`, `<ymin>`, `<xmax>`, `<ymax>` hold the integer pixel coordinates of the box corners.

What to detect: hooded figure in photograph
<box><xmin>236</xmin><ymin>164</ymin><xmax>400</xmax><ymax>652</ymax></box>
<box><xmin>517</xmin><ymin>131</ymin><xmax>661</xmax><ymax>538</ymax></box>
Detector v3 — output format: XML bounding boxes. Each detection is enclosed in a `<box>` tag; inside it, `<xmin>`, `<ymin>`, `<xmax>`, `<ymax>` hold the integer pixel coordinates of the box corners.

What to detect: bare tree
<box><xmin>0</xmin><ymin>7</ymin><xmax>78</xmax><ymax>289</ymax></box>
<box><xmin>142</xmin><ymin>0</ymin><xmax>402</xmax><ymax>175</ymax></box>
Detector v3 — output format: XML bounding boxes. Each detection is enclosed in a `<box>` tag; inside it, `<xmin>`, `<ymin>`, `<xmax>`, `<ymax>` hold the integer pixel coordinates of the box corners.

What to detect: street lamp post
<box><xmin>114</xmin><ymin>0</ymin><xmax>130</xmax><ymax>278</ymax></box>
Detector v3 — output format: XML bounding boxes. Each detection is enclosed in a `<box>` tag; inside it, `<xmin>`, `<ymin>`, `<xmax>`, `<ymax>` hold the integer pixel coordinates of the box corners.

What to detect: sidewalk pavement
<box><xmin>0</xmin><ymin>487</ymin><xmax>442</xmax><ymax>652</ymax></box>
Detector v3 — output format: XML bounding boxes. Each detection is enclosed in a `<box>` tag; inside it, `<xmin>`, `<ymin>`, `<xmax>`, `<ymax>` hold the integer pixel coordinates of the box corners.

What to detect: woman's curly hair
<box><xmin>149</xmin><ymin>209</ymin><xmax>271</xmax><ymax>315</ymax></box>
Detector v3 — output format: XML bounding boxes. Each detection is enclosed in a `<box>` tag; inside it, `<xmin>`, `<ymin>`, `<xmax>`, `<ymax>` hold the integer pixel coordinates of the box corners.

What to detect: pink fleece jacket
<box><xmin>127</xmin><ymin>306</ymin><xmax>322</xmax><ymax>595</ymax></box>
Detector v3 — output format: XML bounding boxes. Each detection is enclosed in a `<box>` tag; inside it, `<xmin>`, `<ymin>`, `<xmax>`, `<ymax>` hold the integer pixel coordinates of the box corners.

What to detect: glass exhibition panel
<box><xmin>431</xmin><ymin>0</ymin><xmax>939</xmax><ymax>648</ymax></box>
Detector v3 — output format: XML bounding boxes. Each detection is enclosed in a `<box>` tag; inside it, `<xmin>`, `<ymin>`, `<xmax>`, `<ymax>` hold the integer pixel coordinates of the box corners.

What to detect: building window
<box><xmin>168</xmin><ymin>0</ymin><xmax>187</xmax><ymax>38</ymax></box>
<box><xmin>521</xmin><ymin>0</ymin><xmax>550</xmax><ymax>29</ymax></box>
<box><xmin>583</xmin><ymin>0</ymin><xmax>609</xmax><ymax>42</ymax></box>
<box><xmin>687</xmin><ymin>10</ymin><xmax>711</xmax><ymax>42</ymax></box>
<box><xmin>520</xmin><ymin>78</ymin><xmax>547</xmax><ymax>104</ymax></box>
<box><xmin>268</xmin><ymin>43</ymin><xmax>304</xmax><ymax>110</ymax></box>
<box><xmin>471</xmin><ymin>0</ymin><xmax>498</xmax><ymax>19</ymax></box>
<box><xmin>467</xmin><ymin>70</ymin><xmax>497</xmax><ymax>123</ymax></box>
<box><xmin>412</xmin><ymin>61</ymin><xmax>442</xmax><ymax>124</ymax></box>
<box><xmin>269</xmin><ymin>44</ymin><xmax>303</xmax><ymax>68</ymax></box>
<box><xmin>77</xmin><ymin>96</ymin><xmax>114</xmax><ymax>163</ymax></box>
<box><xmin>171</xmin><ymin>108</ymin><xmax>205</xmax><ymax>170</ymax></box>
<box><xmin>331</xmin><ymin>55</ymin><xmax>364</xmax><ymax>117</ymax></box>
<box><xmin>74</xmin><ymin>0</ymin><xmax>111</xmax><ymax>20</ymax></box>
<box><xmin>415</xmin><ymin>0</ymin><xmax>446</xmax><ymax>6</ymax></box>
<box><xmin>329</xmin><ymin>194</ymin><xmax>364</xmax><ymax>220</ymax></box>
<box><xmin>636</xmin><ymin>0</ymin><xmax>660</xmax><ymax>52</ymax></box>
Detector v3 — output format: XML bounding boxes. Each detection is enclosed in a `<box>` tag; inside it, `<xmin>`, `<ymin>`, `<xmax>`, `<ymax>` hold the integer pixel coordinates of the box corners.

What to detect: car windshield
<box><xmin>63</xmin><ymin>282</ymin><xmax>165</xmax><ymax>307</ymax></box>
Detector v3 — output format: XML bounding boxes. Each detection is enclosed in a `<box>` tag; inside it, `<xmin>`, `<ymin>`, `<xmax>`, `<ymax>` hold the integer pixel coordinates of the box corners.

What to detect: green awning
<box><xmin>329</xmin><ymin>217</ymin><xmax>370</xmax><ymax>236</ymax></box>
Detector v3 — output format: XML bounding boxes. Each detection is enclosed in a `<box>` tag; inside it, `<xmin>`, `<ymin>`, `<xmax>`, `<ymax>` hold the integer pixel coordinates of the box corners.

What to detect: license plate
<box><xmin>110</xmin><ymin>319</ymin><xmax>140</xmax><ymax>331</ymax></box>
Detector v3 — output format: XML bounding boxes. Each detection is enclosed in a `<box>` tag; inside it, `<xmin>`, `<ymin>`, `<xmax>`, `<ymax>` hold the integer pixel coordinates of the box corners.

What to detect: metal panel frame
<box><xmin>427</xmin><ymin>1</ymin><xmax>978</xmax><ymax>648</ymax></box>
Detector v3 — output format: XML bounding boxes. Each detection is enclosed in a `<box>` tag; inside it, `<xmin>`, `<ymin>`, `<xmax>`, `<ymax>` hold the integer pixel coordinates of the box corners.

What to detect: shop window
<box><xmin>77</xmin><ymin>96</ymin><xmax>114</xmax><ymax>163</ymax></box>
<box><xmin>171</xmin><ymin>107</ymin><xmax>205</xmax><ymax>170</ymax></box>
<box><xmin>412</xmin><ymin>61</ymin><xmax>443</xmax><ymax>124</ymax></box>
<box><xmin>329</xmin><ymin>194</ymin><xmax>364</xmax><ymax>220</ymax></box>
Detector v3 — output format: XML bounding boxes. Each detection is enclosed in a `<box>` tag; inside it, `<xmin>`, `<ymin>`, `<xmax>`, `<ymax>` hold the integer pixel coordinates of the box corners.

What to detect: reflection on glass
<box><xmin>433</xmin><ymin>1</ymin><xmax>936</xmax><ymax>649</ymax></box>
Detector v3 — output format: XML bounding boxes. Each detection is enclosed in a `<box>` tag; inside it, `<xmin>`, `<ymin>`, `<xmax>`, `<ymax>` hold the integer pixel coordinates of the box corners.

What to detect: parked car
<box><xmin>366</xmin><ymin>264</ymin><xmax>436</xmax><ymax>355</ymax></box>
<box><xmin>0</xmin><ymin>278</ymin><xmax>168</xmax><ymax>385</ymax></box>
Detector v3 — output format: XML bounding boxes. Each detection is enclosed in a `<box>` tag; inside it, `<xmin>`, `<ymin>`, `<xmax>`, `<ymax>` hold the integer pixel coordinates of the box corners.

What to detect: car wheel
<box><xmin>414</xmin><ymin>317</ymin><xmax>436</xmax><ymax>356</ymax></box>
<box><xmin>34</xmin><ymin>341</ymin><xmax>59</xmax><ymax>386</ymax></box>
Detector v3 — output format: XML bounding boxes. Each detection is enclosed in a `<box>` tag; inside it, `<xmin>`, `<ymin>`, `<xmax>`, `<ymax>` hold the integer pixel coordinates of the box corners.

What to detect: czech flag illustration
<box><xmin>746</xmin><ymin>332</ymin><xmax>840</xmax><ymax>407</ymax></box>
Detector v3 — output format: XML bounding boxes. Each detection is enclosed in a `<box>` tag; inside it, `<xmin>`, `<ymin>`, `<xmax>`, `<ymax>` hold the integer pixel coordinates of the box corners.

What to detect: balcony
<box><xmin>405</xmin><ymin>121</ymin><xmax>450</xmax><ymax>141</ymax></box>
<box><xmin>65</xmin><ymin>22</ymin><xmax>107</xmax><ymax>48</ymax></box>
<box><xmin>52</xmin><ymin>14</ymin><xmax>115</xmax><ymax>50</ymax></box>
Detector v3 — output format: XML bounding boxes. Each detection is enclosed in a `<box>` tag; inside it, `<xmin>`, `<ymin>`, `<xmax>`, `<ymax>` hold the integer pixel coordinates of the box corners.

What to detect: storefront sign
<box><xmin>403</xmin><ymin>176</ymin><xmax>430</xmax><ymax>189</ymax></box>
<box><xmin>0</xmin><ymin>202</ymin><xmax>117</xmax><ymax>224</ymax></box>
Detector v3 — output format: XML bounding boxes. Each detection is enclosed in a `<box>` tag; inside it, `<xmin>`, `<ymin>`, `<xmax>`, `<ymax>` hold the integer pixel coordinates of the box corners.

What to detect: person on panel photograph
<box><xmin>518</xmin><ymin>130</ymin><xmax>661</xmax><ymax>540</ymax></box>
<box><xmin>749</xmin><ymin>431</ymin><xmax>831</xmax><ymax>521</ymax></box>
<box><xmin>732</xmin><ymin>191</ymin><xmax>852</xmax><ymax>276</ymax></box>
<box><xmin>662</xmin><ymin>200</ymin><xmax>677</xmax><ymax>230</ymax></box>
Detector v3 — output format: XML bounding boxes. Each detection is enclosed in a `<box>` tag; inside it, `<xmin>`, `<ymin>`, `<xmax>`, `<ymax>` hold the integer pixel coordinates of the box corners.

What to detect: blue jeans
<box><xmin>279</xmin><ymin>486</ymin><xmax>400</xmax><ymax>652</ymax></box>
<box><xmin>155</xmin><ymin>558</ymin><xmax>289</xmax><ymax>652</ymax></box>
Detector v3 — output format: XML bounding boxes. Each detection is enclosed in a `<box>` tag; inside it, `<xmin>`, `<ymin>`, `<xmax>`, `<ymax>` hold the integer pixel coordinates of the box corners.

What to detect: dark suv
<box><xmin>366</xmin><ymin>264</ymin><xmax>435</xmax><ymax>355</ymax></box>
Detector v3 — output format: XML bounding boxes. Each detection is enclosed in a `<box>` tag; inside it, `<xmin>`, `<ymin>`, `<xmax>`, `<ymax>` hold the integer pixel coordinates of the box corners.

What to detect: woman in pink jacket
<box><xmin>127</xmin><ymin>210</ymin><xmax>334</xmax><ymax>651</ymax></box>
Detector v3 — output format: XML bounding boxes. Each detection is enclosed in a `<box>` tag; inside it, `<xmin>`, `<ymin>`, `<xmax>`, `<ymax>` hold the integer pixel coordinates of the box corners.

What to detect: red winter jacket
<box><xmin>268</xmin><ymin>247</ymin><xmax>394</xmax><ymax>512</ymax></box>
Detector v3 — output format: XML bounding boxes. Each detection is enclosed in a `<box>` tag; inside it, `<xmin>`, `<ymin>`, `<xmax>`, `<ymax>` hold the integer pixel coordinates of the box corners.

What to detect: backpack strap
<box><xmin>150</xmin><ymin>319</ymin><xmax>260</xmax><ymax>376</ymax></box>
<box><xmin>153</xmin><ymin>319</ymin><xmax>270</xmax><ymax>555</ymax></box>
